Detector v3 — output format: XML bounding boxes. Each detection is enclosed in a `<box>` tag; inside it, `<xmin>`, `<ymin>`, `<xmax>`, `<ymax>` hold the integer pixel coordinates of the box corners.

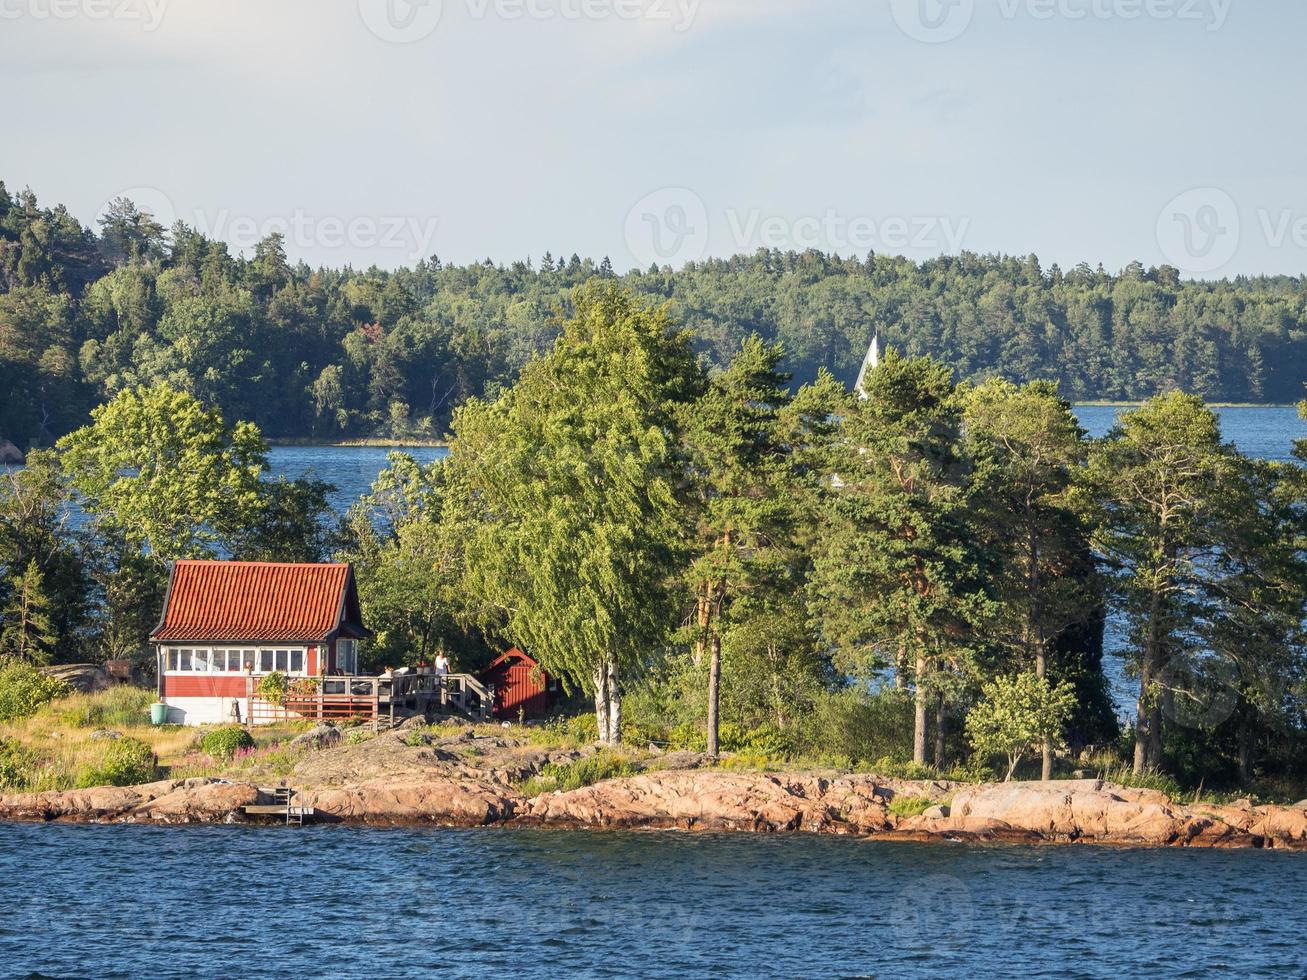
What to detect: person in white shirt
<box><xmin>434</xmin><ymin>653</ymin><xmax>450</xmax><ymax>676</ymax></box>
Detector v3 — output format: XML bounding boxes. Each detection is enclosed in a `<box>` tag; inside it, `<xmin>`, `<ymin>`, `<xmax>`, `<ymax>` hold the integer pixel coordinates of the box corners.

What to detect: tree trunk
<box><xmin>933</xmin><ymin>691</ymin><xmax>946</xmax><ymax>768</ymax></box>
<box><xmin>1133</xmin><ymin>660</ymin><xmax>1151</xmax><ymax>774</ymax></box>
<box><xmin>607</xmin><ymin>658</ymin><xmax>622</xmax><ymax>745</ymax></box>
<box><xmin>692</xmin><ymin>583</ymin><xmax>710</xmax><ymax>667</ymax></box>
<box><xmin>913</xmin><ymin>654</ymin><xmax>928</xmax><ymax>765</ymax></box>
<box><xmin>1036</xmin><ymin>649</ymin><xmax>1052</xmax><ymax>781</ymax></box>
<box><xmin>1237</xmin><ymin>701</ymin><xmax>1254</xmax><ymax>787</ymax></box>
<box><xmin>706</xmin><ymin>631</ymin><xmax>722</xmax><ymax>758</ymax></box>
<box><xmin>592</xmin><ymin>663</ymin><xmax>610</xmax><ymax>745</ymax></box>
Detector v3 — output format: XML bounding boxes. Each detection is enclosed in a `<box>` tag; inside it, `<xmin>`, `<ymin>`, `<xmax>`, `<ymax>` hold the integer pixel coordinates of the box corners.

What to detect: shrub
<box><xmin>345</xmin><ymin>727</ymin><xmax>376</xmax><ymax>745</ymax></box>
<box><xmin>76</xmin><ymin>737</ymin><xmax>158</xmax><ymax>788</ymax></box>
<box><xmin>55</xmin><ymin>687</ymin><xmax>154</xmax><ymax>729</ymax></box>
<box><xmin>257</xmin><ymin>671</ymin><xmax>288</xmax><ymax>705</ymax></box>
<box><xmin>620</xmin><ymin>721</ymin><xmax>667</xmax><ymax>748</ymax></box>
<box><xmin>0</xmin><ymin>737</ymin><xmax>35</xmax><ymax>790</ymax></box>
<box><xmin>520</xmin><ymin>750</ymin><xmax>639</xmax><ymax>796</ymax></box>
<box><xmin>0</xmin><ymin>659</ymin><xmax>71</xmax><ymax>722</ymax></box>
<box><xmin>887</xmin><ymin>795</ymin><xmax>935</xmax><ymax>818</ymax></box>
<box><xmin>566</xmin><ymin>713</ymin><xmax>599</xmax><ymax>743</ymax></box>
<box><xmin>667</xmin><ymin>722</ymin><xmax>706</xmax><ymax>752</ymax></box>
<box><xmin>795</xmin><ymin>688</ymin><xmax>915</xmax><ymax>765</ymax></box>
<box><xmin>1101</xmin><ymin>766</ymin><xmax>1182</xmax><ymax>801</ymax></box>
<box><xmin>200</xmin><ymin>727</ymin><xmax>256</xmax><ymax>760</ymax></box>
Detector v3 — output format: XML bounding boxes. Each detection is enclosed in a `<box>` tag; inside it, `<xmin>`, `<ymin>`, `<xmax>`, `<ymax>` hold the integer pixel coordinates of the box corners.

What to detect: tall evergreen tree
<box><xmin>812</xmin><ymin>349</ymin><xmax>992</xmax><ymax>764</ymax></box>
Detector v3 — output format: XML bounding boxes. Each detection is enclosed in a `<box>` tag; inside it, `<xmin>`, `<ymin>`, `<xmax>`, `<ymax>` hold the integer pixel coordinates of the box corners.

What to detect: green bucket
<box><xmin>149</xmin><ymin>702</ymin><xmax>169</xmax><ymax>726</ymax></box>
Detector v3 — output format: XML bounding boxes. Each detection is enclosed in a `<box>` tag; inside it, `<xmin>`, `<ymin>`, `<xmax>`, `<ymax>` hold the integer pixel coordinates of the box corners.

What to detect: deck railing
<box><xmin>245</xmin><ymin>672</ymin><xmax>493</xmax><ymax>726</ymax></box>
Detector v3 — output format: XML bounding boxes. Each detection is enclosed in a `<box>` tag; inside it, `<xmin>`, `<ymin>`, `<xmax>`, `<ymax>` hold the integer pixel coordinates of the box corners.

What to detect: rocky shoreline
<box><xmin>3</xmin><ymin>727</ymin><xmax>1306</xmax><ymax>850</ymax></box>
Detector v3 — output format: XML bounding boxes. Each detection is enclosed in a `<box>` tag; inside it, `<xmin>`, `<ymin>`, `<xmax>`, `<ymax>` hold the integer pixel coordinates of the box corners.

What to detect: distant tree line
<box><xmin>3</xmin><ymin>181</ymin><xmax>1307</xmax><ymax>450</ymax></box>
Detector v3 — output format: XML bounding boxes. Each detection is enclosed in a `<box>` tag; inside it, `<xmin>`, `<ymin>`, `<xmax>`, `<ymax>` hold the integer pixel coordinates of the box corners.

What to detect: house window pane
<box><xmin>196</xmin><ymin>650</ymin><xmax>212</xmax><ymax>672</ymax></box>
<box><xmin>259</xmin><ymin>650</ymin><xmax>274</xmax><ymax>673</ymax></box>
<box><xmin>290</xmin><ymin>650</ymin><xmax>304</xmax><ymax>674</ymax></box>
<box><xmin>275</xmin><ymin>650</ymin><xmax>289</xmax><ymax>672</ymax></box>
<box><xmin>178</xmin><ymin>650</ymin><xmax>192</xmax><ymax>672</ymax></box>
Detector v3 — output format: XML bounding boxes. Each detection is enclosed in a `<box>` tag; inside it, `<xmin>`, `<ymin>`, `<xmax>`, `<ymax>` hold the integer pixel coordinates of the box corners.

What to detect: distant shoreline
<box><xmin>1074</xmin><ymin>401</ymin><xmax>1297</xmax><ymax>409</ymax></box>
<box><xmin>266</xmin><ymin>438</ymin><xmax>449</xmax><ymax>449</ymax></box>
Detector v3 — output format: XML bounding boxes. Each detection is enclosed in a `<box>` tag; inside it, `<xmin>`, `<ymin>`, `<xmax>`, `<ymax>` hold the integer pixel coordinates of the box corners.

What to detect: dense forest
<box><xmin>3</xmin><ymin>180</ymin><xmax>1307</xmax><ymax>450</ymax></box>
<box><xmin>4</xmin><ymin>285</ymin><xmax>1306</xmax><ymax>795</ymax></box>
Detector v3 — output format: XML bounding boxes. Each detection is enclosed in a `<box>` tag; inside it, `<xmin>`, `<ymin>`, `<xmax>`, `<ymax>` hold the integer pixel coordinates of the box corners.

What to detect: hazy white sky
<box><xmin>2</xmin><ymin>0</ymin><xmax>1303</xmax><ymax>276</ymax></box>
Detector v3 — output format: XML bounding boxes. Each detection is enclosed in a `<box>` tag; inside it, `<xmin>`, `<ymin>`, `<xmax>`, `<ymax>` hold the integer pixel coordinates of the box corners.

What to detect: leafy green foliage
<box><xmin>256</xmin><ymin>671</ymin><xmax>289</xmax><ymax>705</ymax></box>
<box><xmin>200</xmin><ymin>726</ymin><xmax>255</xmax><ymax>760</ymax></box>
<box><xmin>0</xmin><ymin>736</ymin><xmax>35</xmax><ymax>790</ymax></box>
<box><xmin>452</xmin><ymin>284</ymin><xmax>704</xmax><ymax>743</ymax></box>
<box><xmin>0</xmin><ymin>658</ymin><xmax>70</xmax><ymax>721</ymax></box>
<box><xmin>887</xmin><ymin>795</ymin><xmax>935</xmax><ymax>818</ymax></box>
<box><xmin>518</xmin><ymin>750</ymin><xmax>640</xmax><ymax>797</ymax></box>
<box><xmin>76</xmin><ymin>736</ymin><xmax>157</xmax><ymax>787</ymax></box>
<box><xmin>966</xmin><ymin>673</ymin><xmax>1077</xmax><ymax>780</ymax></box>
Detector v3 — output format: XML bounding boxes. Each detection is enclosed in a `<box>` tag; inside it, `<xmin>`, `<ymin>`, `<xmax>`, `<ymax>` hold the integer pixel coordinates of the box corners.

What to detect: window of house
<box><xmin>337</xmin><ymin>639</ymin><xmax>358</xmax><ymax>675</ymax></box>
<box><xmin>169</xmin><ymin>649</ymin><xmax>192</xmax><ymax>672</ymax></box>
<box><xmin>253</xmin><ymin>649</ymin><xmax>306</xmax><ymax>676</ymax></box>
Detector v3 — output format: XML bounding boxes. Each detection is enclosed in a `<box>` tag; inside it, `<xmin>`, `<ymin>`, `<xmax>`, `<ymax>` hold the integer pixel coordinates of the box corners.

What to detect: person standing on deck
<box><xmin>434</xmin><ymin>652</ymin><xmax>450</xmax><ymax>676</ymax></box>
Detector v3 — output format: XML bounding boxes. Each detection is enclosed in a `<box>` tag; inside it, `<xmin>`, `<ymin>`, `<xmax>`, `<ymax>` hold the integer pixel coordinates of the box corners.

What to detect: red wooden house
<box><xmin>150</xmin><ymin>560</ymin><xmax>370</xmax><ymax>726</ymax></box>
<box><xmin>480</xmin><ymin>648</ymin><xmax>558</xmax><ymax>720</ymax></box>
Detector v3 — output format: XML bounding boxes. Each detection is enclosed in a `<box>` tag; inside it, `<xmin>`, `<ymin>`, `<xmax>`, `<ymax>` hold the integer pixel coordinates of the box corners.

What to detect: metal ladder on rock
<box><xmin>273</xmin><ymin>786</ymin><xmax>303</xmax><ymax>826</ymax></box>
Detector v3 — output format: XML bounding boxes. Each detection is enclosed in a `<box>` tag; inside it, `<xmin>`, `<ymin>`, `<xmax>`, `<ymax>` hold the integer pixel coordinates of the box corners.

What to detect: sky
<box><xmin>2</xmin><ymin>0</ymin><xmax>1305</xmax><ymax>277</ymax></box>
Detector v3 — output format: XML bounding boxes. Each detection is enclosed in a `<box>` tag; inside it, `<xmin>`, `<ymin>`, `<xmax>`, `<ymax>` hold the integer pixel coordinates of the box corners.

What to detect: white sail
<box><xmin>854</xmin><ymin>332</ymin><xmax>880</xmax><ymax>400</ymax></box>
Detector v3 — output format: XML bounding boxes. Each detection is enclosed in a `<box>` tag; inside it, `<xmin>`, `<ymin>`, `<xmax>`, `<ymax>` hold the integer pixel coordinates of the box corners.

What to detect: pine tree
<box><xmin>964</xmin><ymin>379</ymin><xmax>1097</xmax><ymax>779</ymax></box>
<box><xmin>812</xmin><ymin>349</ymin><xmax>993</xmax><ymax>765</ymax></box>
<box><xmin>0</xmin><ymin>561</ymin><xmax>57</xmax><ymax>665</ymax></box>
<box><xmin>680</xmin><ymin>334</ymin><xmax>795</xmax><ymax>756</ymax></box>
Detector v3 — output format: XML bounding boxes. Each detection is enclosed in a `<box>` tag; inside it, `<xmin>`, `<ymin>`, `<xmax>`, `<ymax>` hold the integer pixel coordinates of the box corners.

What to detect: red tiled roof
<box><xmin>151</xmin><ymin>560</ymin><xmax>368</xmax><ymax>644</ymax></box>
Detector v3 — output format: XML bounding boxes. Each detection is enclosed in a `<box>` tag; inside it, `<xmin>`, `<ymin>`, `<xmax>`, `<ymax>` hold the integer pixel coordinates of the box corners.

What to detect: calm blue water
<box><xmin>1</xmin><ymin>824</ymin><xmax>1302</xmax><ymax>979</ymax></box>
<box><xmin>267</xmin><ymin>444</ymin><xmax>448</xmax><ymax>517</ymax></box>
<box><xmin>258</xmin><ymin>408</ymin><xmax>1305</xmax><ymax>516</ymax></box>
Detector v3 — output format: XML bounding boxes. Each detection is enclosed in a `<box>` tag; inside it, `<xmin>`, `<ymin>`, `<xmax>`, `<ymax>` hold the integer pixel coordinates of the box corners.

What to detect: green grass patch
<box><xmin>887</xmin><ymin>795</ymin><xmax>935</xmax><ymax>818</ymax></box>
<box><xmin>519</xmin><ymin>750</ymin><xmax>641</xmax><ymax>797</ymax></box>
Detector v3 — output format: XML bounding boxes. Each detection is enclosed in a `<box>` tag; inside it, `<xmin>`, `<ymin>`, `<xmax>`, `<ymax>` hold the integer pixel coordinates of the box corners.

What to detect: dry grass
<box><xmin>0</xmin><ymin>687</ymin><xmax>307</xmax><ymax>791</ymax></box>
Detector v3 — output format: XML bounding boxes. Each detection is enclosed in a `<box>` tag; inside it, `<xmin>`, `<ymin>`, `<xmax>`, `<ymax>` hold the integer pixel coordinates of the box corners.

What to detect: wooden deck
<box><xmin>245</xmin><ymin>672</ymin><xmax>493</xmax><ymax>727</ymax></box>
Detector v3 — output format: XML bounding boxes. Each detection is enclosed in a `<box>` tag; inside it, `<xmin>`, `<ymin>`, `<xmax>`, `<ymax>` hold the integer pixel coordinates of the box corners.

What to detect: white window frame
<box><xmin>164</xmin><ymin>647</ymin><xmax>303</xmax><ymax>676</ymax></box>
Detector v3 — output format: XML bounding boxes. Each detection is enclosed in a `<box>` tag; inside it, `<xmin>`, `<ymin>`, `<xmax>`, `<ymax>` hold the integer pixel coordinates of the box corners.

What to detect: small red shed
<box><xmin>480</xmin><ymin>648</ymin><xmax>556</xmax><ymax>720</ymax></box>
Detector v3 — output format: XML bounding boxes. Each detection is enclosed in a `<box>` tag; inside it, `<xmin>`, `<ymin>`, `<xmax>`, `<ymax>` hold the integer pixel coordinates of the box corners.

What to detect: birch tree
<box><xmin>451</xmin><ymin>285</ymin><xmax>702</xmax><ymax>743</ymax></box>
